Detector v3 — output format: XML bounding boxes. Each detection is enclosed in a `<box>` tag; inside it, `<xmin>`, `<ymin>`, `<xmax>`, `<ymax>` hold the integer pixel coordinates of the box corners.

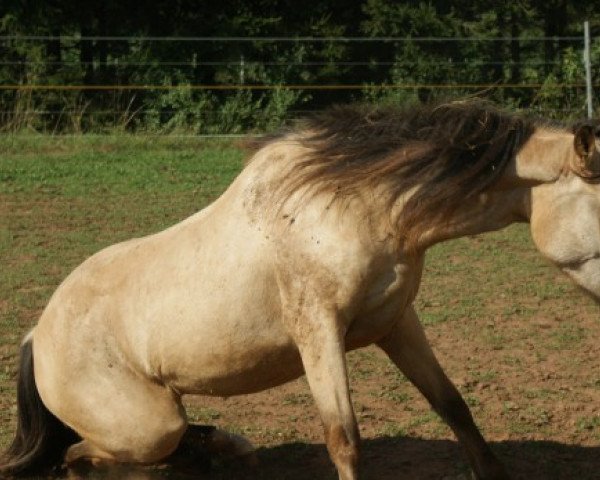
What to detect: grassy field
<box><xmin>1</xmin><ymin>135</ymin><xmax>599</xmax><ymax>479</ymax></box>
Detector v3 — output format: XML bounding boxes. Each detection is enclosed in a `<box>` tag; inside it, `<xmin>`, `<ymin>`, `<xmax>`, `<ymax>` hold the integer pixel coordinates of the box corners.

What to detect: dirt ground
<box><xmin>175</xmin><ymin>322</ymin><xmax>600</xmax><ymax>480</ymax></box>
<box><xmin>72</xmin><ymin>295</ymin><xmax>600</xmax><ymax>480</ymax></box>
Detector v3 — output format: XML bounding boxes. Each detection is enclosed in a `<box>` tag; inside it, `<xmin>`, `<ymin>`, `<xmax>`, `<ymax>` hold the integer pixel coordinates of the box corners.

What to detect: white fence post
<box><xmin>240</xmin><ymin>54</ymin><xmax>245</xmax><ymax>85</ymax></box>
<box><xmin>584</xmin><ymin>20</ymin><xmax>593</xmax><ymax>119</ymax></box>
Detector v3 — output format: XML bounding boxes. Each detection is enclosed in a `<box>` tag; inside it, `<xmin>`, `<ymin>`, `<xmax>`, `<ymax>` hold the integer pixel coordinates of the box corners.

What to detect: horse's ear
<box><xmin>573</xmin><ymin>123</ymin><xmax>600</xmax><ymax>179</ymax></box>
<box><xmin>574</xmin><ymin>124</ymin><xmax>596</xmax><ymax>158</ymax></box>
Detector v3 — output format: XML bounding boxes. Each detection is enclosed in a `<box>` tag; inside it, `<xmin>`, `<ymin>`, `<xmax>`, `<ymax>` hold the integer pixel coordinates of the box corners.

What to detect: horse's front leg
<box><xmin>284</xmin><ymin>307</ymin><xmax>359</xmax><ymax>480</ymax></box>
<box><xmin>377</xmin><ymin>306</ymin><xmax>510</xmax><ymax>480</ymax></box>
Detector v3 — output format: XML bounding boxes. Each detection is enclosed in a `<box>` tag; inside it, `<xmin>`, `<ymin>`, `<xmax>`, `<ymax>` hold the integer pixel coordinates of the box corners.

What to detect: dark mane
<box><xmin>257</xmin><ymin>100</ymin><xmax>540</xmax><ymax>251</ymax></box>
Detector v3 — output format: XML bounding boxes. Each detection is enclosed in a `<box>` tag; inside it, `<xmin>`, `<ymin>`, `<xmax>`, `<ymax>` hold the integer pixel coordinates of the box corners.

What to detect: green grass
<box><xmin>0</xmin><ymin>135</ymin><xmax>242</xmax><ymax>196</ymax></box>
<box><xmin>187</xmin><ymin>406</ymin><xmax>222</xmax><ymax>422</ymax></box>
<box><xmin>416</xmin><ymin>224</ymin><xmax>596</xmax><ymax>327</ymax></box>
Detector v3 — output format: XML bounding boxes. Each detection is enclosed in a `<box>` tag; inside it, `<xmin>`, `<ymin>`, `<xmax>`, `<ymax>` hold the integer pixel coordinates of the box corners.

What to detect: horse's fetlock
<box><xmin>325</xmin><ymin>424</ymin><xmax>360</xmax><ymax>466</ymax></box>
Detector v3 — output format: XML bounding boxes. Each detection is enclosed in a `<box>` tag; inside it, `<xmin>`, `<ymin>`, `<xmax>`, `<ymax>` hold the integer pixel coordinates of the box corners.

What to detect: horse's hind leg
<box><xmin>50</xmin><ymin>369</ymin><xmax>187</xmax><ymax>469</ymax></box>
<box><xmin>377</xmin><ymin>306</ymin><xmax>509</xmax><ymax>480</ymax></box>
<box><xmin>65</xmin><ymin>440</ymin><xmax>120</xmax><ymax>465</ymax></box>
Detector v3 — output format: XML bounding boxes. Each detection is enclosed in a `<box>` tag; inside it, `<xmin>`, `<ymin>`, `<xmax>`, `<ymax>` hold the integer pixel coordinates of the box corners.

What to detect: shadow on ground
<box><xmin>55</xmin><ymin>436</ymin><xmax>600</xmax><ymax>480</ymax></box>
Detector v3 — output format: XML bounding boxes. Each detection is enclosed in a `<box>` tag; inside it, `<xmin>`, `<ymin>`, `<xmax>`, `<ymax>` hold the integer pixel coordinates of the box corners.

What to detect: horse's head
<box><xmin>529</xmin><ymin>121</ymin><xmax>600</xmax><ymax>300</ymax></box>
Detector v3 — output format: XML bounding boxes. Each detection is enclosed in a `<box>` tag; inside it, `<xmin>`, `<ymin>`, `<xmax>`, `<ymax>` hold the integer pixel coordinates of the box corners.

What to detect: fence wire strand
<box><xmin>0</xmin><ymin>34</ymin><xmax>595</xmax><ymax>133</ymax></box>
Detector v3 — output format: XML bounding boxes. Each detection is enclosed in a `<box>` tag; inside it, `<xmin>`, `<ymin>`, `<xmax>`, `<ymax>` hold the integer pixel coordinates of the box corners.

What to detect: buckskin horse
<box><xmin>2</xmin><ymin>101</ymin><xmax>600</xmax><ymax>480</ymax></box>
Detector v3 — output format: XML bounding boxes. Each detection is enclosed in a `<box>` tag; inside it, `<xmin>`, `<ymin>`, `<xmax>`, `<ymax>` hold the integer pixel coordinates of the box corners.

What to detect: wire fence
<box><xmin>0</xmin><ymin>34</ymin><xmax>597</xmax><ymax>134</ymax></box>
<box><xmin>0</xmin><ymin>35</ymin><xmax>586</xmax><ymax>41</ymax></box>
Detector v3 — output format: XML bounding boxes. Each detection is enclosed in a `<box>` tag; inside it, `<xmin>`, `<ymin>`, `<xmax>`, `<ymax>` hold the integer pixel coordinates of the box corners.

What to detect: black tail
<box><xmin>0</xmin><ymin>338</ymin><xmax>79</xmax><ymax>477</ymax></box>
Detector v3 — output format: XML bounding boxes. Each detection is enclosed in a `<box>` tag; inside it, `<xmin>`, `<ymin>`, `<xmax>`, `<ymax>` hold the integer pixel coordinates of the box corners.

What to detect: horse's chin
<box><xmin>561</xmin><ymin>257</ymin><xmax>600</xmax><ymax>305</ymax></box>
<box><xmin>574</xmin><ymin>283</ymin><xmax>600</xmax><ymax>306</ymax></box>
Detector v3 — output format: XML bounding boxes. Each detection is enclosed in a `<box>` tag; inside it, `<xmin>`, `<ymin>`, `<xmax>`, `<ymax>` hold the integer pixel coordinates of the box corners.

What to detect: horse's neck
<box><xmin>416</xmin><ymin>189</ymin><xmax>528</xmax><ymax>248</ymax></box>
<box><xmin>416</xmin><ymin>129</ymin><xmax>574</xmax><ymax>248</ymax></box>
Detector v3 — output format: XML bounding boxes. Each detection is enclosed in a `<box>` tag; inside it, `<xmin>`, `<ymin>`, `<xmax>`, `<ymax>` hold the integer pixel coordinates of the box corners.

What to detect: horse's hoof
<box><xmin>208</xmin><ymin>429</ymin><xmax>256</xmax><ymax>458</ymax></box>
<box><xmin>470</xmin><ymin>467</ymin><xmax>512</xmax><ymax>480</ymax></box>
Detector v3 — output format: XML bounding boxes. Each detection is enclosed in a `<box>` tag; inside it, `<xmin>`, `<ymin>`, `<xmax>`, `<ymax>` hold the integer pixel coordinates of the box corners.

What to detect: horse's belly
<box><xmin>159</xmin><ymin>298</ymin><xmax>405</xmax><ymax>397</ymax></box>
<box><xmin>162</xmin><ymin>327</ymin><xmax>305</xmax><ymax>396</ymax></box>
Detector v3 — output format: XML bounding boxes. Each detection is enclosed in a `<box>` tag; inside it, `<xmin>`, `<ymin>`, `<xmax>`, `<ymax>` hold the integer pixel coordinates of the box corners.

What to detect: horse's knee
<box><xmin>129</xmin><ymin>415</ymin><xmax>187</xmax><ymax>463</ymax></box>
